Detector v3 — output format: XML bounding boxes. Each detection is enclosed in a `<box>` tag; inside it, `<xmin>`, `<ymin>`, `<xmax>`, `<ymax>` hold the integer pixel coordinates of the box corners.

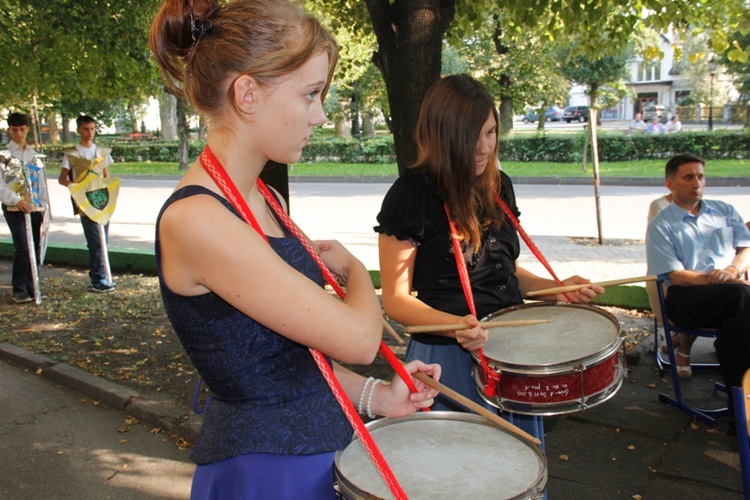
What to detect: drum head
<box><xmin>482</xmin><ymin>303</ymin><xmax>620</xmax><ymax>369</ymax></box>
<box><xmin>334</xmin><ymin>412</ymin><xmax>546</xmax><ymax>499</ymax></box>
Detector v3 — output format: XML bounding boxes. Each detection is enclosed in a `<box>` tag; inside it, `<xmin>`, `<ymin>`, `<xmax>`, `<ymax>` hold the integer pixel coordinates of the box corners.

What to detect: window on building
<box><xmin>636</xmin><ymin>62</ymin><xmax>661</xmax><ymax>82</ymax></box>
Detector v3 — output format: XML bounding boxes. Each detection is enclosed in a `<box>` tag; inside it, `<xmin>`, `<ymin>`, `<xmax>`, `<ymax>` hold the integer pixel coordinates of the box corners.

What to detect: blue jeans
<box><xmin>80</xmin><ymin>214</ymin><xmax>109</xmax><ymax>283</ymax></box>
<box><xmin>2</xmin><ymin>206</ymin><xmax>42</xmax><ymax>294</ymax></box>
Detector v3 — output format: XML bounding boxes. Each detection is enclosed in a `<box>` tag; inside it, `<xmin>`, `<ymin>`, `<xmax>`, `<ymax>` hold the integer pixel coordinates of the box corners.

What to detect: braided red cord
<box><xmin>199</xmin><ymin>147</ymin><xmax>408</xmax><ymax>499</ymax></box>
<box><xmin>253</xmin><ymin>179</ymin><xmax>421</xmax><ymax>397</ymax></box>
<box><xmin>494</xmin><ymin>193</ymin><xmax>565</xmax><ymax>288</ymax></box>
<box><xmin>443</xmin><ymin>206</ymin><xmax>500</xmax><ymax>397</ymax></box>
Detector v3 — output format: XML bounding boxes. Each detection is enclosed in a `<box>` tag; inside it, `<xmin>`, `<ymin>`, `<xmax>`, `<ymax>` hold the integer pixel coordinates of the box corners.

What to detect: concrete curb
<box><xmin>0</xmin><ymin>241</ymin><xmax>157</xmax><ymax>275</ymax></box>
<box><xmin>0</xmin><ymin>342</ymin><xmax>202</xmax><ymax>443</ymax></box>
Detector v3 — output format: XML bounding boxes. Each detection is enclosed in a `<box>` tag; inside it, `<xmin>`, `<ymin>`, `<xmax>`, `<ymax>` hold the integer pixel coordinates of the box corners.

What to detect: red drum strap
<box><xmin>200</xmin><ymin>147</ymin><xmax>409</xmax><ymax>500</ymax></box>
<box><xmin>493</xmin><ymin>193</ymin><xmax>574</xmax><ymax>302</ymax></box>
<box><xmin>443</xmin><ymin>204</ymin><xmax>500</xmax><ymax>397</ymax></box>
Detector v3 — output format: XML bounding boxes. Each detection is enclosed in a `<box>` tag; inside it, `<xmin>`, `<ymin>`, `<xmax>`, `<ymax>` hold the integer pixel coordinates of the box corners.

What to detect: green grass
<box><xmin>46</xmin><ymin>158</ymin><xmax>750</xmax><ymax>178</ymax></box>
<box><xmin>502</xmin><ymin>159</ymin><xmax>750</xmax><ymax>178</ymax></box>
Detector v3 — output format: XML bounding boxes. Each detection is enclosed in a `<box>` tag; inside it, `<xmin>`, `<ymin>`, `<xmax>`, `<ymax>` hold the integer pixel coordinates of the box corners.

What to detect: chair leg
<box><xmin>659</xmin><ymin>332</ymin><xmax>728</xmax><ymax>425</ymax></box>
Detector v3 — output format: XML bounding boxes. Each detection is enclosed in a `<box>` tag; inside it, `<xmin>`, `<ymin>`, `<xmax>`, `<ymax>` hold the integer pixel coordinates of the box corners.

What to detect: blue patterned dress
<box><xmin>156</xmin><ymin>186</ymin><xmax>352</xmax><ymax>499</ymax></box>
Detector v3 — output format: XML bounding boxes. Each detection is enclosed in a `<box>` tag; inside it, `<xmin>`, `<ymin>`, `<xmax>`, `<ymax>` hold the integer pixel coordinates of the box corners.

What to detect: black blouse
<box><xmin>375</xmin><ymin>168</ymin><xmax>524</xmax><ymax>320</ymax></box>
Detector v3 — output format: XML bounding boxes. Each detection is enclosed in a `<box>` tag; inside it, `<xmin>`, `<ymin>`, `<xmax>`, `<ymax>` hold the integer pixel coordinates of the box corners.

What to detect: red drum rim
<box><xmin>472</xmin><ymin>302</ymin><xmax>623</xmax><ymax>376</ymax></box>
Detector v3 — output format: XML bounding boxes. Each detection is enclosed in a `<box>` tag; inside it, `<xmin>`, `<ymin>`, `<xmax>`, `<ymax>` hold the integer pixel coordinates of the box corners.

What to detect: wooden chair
<box><xmin>732</xmin><ymin>369</ymin><xmax>750</xmax><ymax>499</ymax></box>
<box><xmin>655</xmin><ymin>279</ymin><xmax>728</xmax><ymax>425</ymax></box>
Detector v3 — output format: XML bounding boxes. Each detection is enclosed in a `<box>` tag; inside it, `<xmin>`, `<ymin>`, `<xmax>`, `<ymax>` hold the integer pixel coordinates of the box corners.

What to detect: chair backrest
<box><xmin>654</xmin><ymin>279</ymin><xmax>670</xmax><ymax>330</ymax></box>
<box><xmin>647</xmin><ymin>281</ymin><xmax>664</xmax><ymax>328</ymax></box>
<box><xmin>646</xmin><ymin>195</ymin><xmax>672</xmax><ymax>327</ymax></box>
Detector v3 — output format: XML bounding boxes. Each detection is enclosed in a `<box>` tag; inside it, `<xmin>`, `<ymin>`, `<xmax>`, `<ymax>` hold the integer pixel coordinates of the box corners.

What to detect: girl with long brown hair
<box><xmin>376</xmin><ymin>74</ymin><xmax>602</xmax><ymax>446</ymax></box>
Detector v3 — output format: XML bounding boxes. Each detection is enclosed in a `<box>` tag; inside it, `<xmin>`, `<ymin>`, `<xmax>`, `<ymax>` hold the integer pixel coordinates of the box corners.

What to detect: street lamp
<box><xmin>708</xmin><ymin>56</ymin><xmax>717</xmax><ymax>131</ymax></box>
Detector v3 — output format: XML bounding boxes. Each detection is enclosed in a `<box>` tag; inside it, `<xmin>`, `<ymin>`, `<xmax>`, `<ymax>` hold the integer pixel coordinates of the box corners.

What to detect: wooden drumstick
<box><xmin>411</xmin><ymin>371</ymin><xmax>541</xmax><ymax>446</ymax></box>
<box><xmin>382</xmin><ymin>318</ymin><xmax>406</xmax><ymax>345</ymax></box>
<box><xmin>405</xmin><ymin>319</ymin><xmax>552</xmax><ymax>334</ymax></box>
<box><xmin>524</xmin><ymin>275</ymin><xmax>657</xmax><ymax>298</ymax></box>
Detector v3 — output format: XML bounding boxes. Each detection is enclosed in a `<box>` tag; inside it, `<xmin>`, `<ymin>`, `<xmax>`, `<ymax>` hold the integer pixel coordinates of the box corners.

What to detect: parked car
<box><xmin>642</xmin><ymin>104</ymin><xmax>668</xmax><ymax>124</ymax></box>
<box><xmin>563</xmin><ymin>105</ymin><xmax>589</xmax><ymax>123</ymax></box>
<box><xmin>522</xmin><ymin>107</ymin><xmax>563</xmax><ymax>123</ymax></box>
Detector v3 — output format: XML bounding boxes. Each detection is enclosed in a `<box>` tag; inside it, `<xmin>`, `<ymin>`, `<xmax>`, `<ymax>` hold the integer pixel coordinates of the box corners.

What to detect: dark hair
<box><xmin>413</xmin><ymin>74</ymin><xmax>503</xmax><ymax>252</ymax></box>
<box><xmin>76</xmin><ymin>115</ymin><xmax>96</xmax><ymax>127</ymax></box>
<box><xmin>149</xmin><ymin>0</ymin><xmax>339</xmax><ymax>119</ymax></box>
<box><xmin>665</xmin><ymin>153</ymin><xmax>705</xmax><ymax>178</ymax></box>
<box><xmin>7</xmin><ymin>112</ymin><xmax>30</xmax><ymax>127</ymax></box>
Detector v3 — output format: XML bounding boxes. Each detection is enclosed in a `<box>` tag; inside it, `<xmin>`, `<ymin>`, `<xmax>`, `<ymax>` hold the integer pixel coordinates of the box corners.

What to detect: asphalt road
<box><xmin>24</xmin><ymin>177</ymin><xmax>750</xmax><ymax>274</ymax></box>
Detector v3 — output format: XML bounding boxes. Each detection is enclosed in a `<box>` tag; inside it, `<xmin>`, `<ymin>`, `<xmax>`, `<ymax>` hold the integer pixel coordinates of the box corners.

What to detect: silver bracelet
<box><xmin>358</xmin><ymin>377</ymin><xmax>374</xmax><ymax>415</ymax></box>
<box><xmin>366</xmin><ymin>379</ymin><xmax>384</xmax><ymax>419</ymax></box>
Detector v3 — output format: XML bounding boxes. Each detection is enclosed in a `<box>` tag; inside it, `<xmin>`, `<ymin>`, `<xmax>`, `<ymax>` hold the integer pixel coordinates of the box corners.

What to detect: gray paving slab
<box><xmin>0</xmin><ymin>177</ymin><xmax>748</xmax><ymax>498</ymax></box>
<box><xmin>0</xmin><ymin>360</ymin><xmax>193</xmax><ymax>499</ymax></box>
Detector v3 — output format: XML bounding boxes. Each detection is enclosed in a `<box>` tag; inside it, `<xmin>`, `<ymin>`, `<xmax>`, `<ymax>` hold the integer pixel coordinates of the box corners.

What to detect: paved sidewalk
<box><xmin>0</xmin><ymin>177</ymin><xmax>747</xmax><ymax>498</ymax></box>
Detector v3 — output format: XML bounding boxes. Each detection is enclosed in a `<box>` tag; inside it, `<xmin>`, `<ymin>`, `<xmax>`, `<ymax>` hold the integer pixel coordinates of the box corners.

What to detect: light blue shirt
<box><xmin>646</xmin><ymin>199</ymin><xmax>750</xmax><ymax>285</ymax></box>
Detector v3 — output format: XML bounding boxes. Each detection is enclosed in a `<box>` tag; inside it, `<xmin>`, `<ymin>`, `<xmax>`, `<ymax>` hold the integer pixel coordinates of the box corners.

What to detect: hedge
<box><xmin>499</xmin><ymin>130</ymin><xmax>750</xmax><ymax>163</ymax></box>
<box><xmin>40</xmin><ymin>129</ymin><xmax>749</xmax><ymax>164</ymax></box>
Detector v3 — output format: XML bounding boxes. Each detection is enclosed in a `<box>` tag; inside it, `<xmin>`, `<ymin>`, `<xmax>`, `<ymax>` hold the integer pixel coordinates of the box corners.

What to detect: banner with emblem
<box><xmin>68</xmin><ymin>175</ymin><xmax>120</xmax><ymax>226</ymax></box>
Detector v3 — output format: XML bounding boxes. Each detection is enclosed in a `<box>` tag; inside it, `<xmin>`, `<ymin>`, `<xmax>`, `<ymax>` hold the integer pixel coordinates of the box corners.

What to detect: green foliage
<box><xmin>43</xmin><ymin>140</ymin><xmax>207</xmax><ymax>164</ymax></box>
<box><xmin>0</xmin><ymin>0</ymin><xmax>161</xmax><ymax>117</ymax></box>
<box><xmin>47</xmin><ymin>132</ymin><xmax>750</xmax><ymax>168</ymax></box>
<box><xmin>500</xmin><ymin>130</ymin><xmax>750</xmax><ymax>163</ymax></box>
<box><xmin>299</xmin><ymin>137</ymin><xmax>395</xmax><ymax>164</ymax></box>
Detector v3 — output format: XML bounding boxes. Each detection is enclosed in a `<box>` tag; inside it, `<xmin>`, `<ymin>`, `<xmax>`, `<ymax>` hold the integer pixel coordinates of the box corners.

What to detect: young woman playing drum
<box><xmin>375</xmin><ymin>74</ymin><xmax>604</xmax><ymax>447</ymax></box>
<box><xmin>150</xmin><ymin>0</ymin><xmax>440</xmax><ymax>497</ymax></box>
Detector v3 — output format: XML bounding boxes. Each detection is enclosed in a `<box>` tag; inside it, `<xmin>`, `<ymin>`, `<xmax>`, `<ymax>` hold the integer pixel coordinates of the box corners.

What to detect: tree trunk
<box><xmin>198</xmin><ymin>115</ymin><xmax>207</xmax><ymax>140</ymax></box>
<box><xmin>335</xmin><ymin>119</ymin><xmax>351</xmax><ymax>138</ymax></box>
<box><xmin>176</xmin><ymin>96</ymin><xmax>190</xmax><ymax>171</ymax></box>
<box><xmin>45</xmin><ymin>111</ymin><xmax>60</xmax><ymax>144</ymax></box>
<box><xmin>493</xmin><ymin>17</ymin><xmax>514</xmax><ymax>137</ymax></box>
<box><xmin>61</xmin><ymin>116</ymin><xmax>71</xmax><ymax>143</ymax></box>
<box><xmin>498</xmin><ymin>92</ymin><xmax>514</xmax><ymax>138</ymax></box>
<box><xmin>536</xmin><ymin>105</ymin><xmax>546</xmax><ymax>132</ymax></box>
<box><xmin>158</xmin><ymin>88</ymin><xmax>178</xmax><ymax>141</ymax></box>
<box><xmin>260</xmin><ymin>161</ymin><xmax>290</xmax><ymax>212</ymax></box>
<box><xmin>366</xmin><ymin>0</ymin><xmax>455</xmax><ymax>174</ymax></box>
<box><xmin>362</xmin><ymin>111</ymin><xmax>376</xmax><ymax>138</ymax></box>
<box><xmin>128</xmin><ymin>102</ymin><xmax>138</xmax><ymax>132</ymax></box>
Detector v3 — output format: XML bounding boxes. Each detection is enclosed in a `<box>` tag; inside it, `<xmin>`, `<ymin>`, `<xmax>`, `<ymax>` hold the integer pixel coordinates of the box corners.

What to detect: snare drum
<box><xmin>334</xmin><ymin>412</ymin><xmax>547</xmax><ymax>499</ymax></box>
<box><xmin>473</xmin><ymin>302</ymin><xmax>624</xmax><ymax>415</ymax></box>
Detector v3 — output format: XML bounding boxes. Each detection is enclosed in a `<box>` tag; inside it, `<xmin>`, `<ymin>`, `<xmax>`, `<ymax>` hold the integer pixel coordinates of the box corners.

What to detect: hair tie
<box><xmin>191</xmin><ymin>16</ymin><xmax>213</xmax><ymax>43</ymax></box>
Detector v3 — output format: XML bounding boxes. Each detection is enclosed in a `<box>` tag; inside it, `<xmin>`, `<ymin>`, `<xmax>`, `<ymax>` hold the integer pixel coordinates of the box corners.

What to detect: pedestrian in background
<box><xmin>0</xmin><ymin>112</ymin><xmax>49</xmax><ymax>303</ymax></box>
<box><xmin>58</xmin><ymin>115</ymin><xmax>116</xmax><ymax>292</ymax></box>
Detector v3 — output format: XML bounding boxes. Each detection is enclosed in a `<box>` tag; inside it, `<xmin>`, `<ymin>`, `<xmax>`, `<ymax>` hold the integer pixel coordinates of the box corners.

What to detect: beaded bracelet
<box><xmin>358</xmin><ymin>377</ymin><xmax>374</xmax><ymax>415</ymax></box>
<box><xmin>366</xmin><ymin>379</ymin><xmax>384</xmax><ymax>419</ymax></box>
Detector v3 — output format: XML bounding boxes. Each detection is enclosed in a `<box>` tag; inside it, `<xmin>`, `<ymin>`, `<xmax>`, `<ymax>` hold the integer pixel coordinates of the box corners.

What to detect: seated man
<box><xmin>629</xmin><ymin>112</ymin><xmax>647</xmax><ymax>133</ymax></box>
<box><xmin>646</xmin><ymin>153</ymin><xmax>750</xmax><ymax>430</ymax></box>
<box><xmin>645</xmin><ymin>116</ymin><xmax>664</xmax><ymax>134</ymax></box>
